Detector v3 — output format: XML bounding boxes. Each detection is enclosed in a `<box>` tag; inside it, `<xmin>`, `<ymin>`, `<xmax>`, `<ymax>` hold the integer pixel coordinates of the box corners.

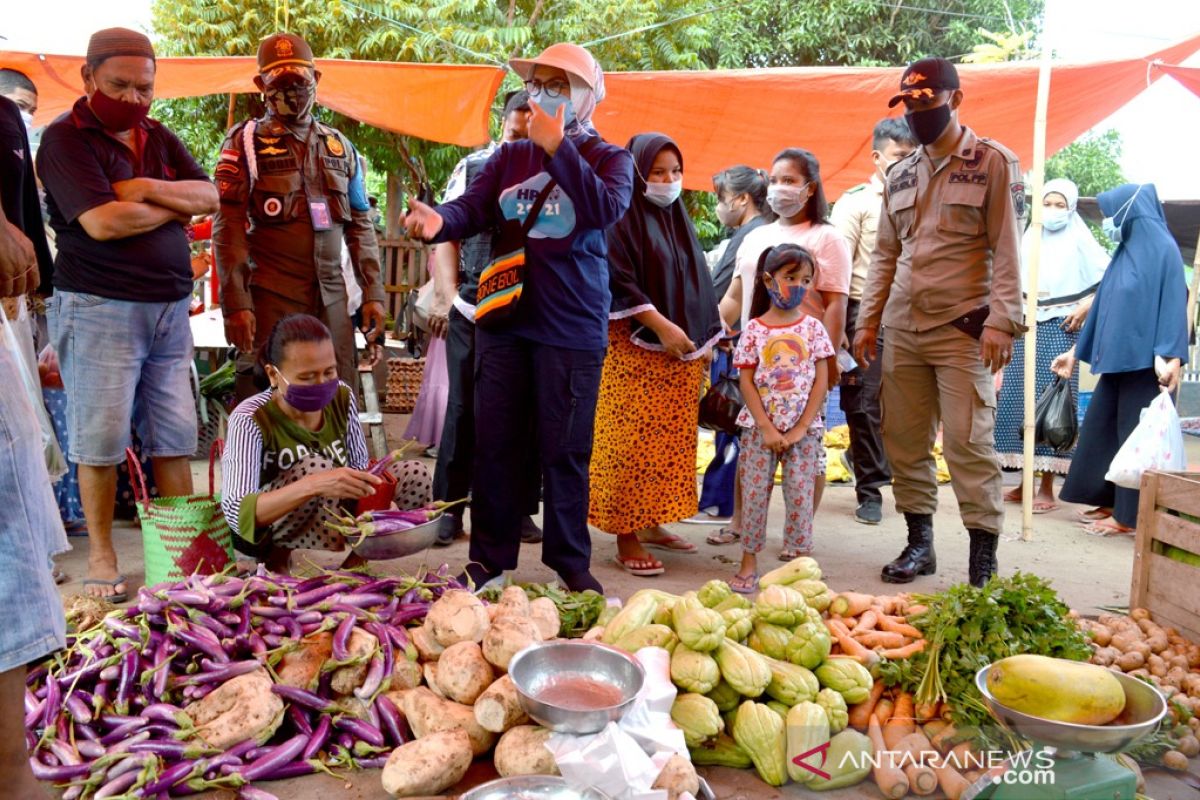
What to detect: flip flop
<box><xmin>730</xmin><ymin>573</ymin><xmax>759</xmax><ymax>595</ymax></box>
<box><xmin>82</xmin><ymin>575</ymin><xmax>129</xmax><ymax>604</ymax></box>
<box><xmin>1077</xmin><ymin>507</ymin><xmax>1113</xmax><ymax>522</ymax></box>
<box><xmin>1002</xmin><ymin>490</ymin><xmax>1023</xmax><ymax>504</ymax></box>
<box><xmin>706</xmin><ymin>528</ymin><xmax>741</xmax><ymax>545</ymax></box>
<box><xmin>1083</xmin><ymin>520</ymin><xmax>1135</xmax><ymax>537</ymax></box>
<box><xmin>681</xmin><ymin>512</ymin><xmax>732</xmax><ymax>525</ymax></box>
<box><xmin>1032</xmin><ymin>501</ymin><xmax>1058</xmax><ymax>515</ymax></box>
<box><xmin>612</xmin><ymin>555</ymin><xmax>665</xmax><ymax>577</ymax></box>
<box><xmin>640</xmin><ymin>533</ymin><xmax>698</xmax><ymax>553</ymax></box>
<box><xmin>778</xmin><ymin>549</ymin><xmax>812</xmax><ymax>562</ymax></box>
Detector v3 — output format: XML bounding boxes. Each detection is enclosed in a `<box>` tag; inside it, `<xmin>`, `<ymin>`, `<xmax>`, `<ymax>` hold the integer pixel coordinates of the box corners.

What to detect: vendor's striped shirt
<box><xmin>220</xmin><ymin>384</ymin><xmax>369</xmax><ymax>542</ymax></box>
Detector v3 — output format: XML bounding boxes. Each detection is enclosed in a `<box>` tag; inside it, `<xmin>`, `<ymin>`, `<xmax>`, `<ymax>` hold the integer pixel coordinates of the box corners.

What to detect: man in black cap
<box><xmin>853</xmin><ymin>56</ymin><xmax>1025</xmax><ymax>588</ymax></box>
<box><xmin>213</xmin><ymin>33</ymin><xmax>386</xmax><ymax>396</ymax></box>
<box><xmin>428</xmin><ymin>90</ymin><xmax>543</xmax><ymax>546</ymax></box>
<box><xmin>36</xmin><ymin>28</ymin><xmax>218</xmax><ymax>602</ymax></box>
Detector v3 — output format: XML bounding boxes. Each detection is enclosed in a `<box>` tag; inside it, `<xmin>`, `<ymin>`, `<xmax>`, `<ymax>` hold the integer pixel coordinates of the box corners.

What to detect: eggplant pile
<box><xmin>25</xmin><ymin>565</ymin><xmax>468</xmax><ymax>799</ymax></box>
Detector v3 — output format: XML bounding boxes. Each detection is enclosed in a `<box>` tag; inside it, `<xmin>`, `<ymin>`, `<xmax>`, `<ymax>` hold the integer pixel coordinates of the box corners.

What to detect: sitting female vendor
<box><xmin>221</xmin><ymin>314</ymin><xmax>430</xmax><ymax>571</ymax></box>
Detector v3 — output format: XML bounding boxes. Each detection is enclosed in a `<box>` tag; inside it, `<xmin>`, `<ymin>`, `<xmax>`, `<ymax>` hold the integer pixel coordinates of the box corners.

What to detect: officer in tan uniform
<box><xmin>853</xmin><ymin>57</ymin><xmax>1025</xmax><ymax>588</ymax></box>
<box><xmin>213</xmin><ymin>33</ymin><xmax>386</xmax><ymax>395</ymax></box>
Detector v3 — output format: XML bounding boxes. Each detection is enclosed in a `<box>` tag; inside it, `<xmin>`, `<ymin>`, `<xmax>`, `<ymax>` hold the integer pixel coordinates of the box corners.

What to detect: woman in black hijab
<box><xmin>589</xmin><ymin>132</ymin><xmax>722</xmax><ymax>576</ymax></box>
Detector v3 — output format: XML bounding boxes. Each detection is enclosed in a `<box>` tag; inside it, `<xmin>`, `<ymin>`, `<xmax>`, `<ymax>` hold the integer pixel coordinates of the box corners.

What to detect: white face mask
<box><xmin>767</xmin><ymin>184</ymin><xmax>807</xmax><ymax>218</ymax></box>
<box><xmin>1100</xmin><ymin>185</ymin><xmax>1142</xmax><ymax>245</ymax></box>
<box><xmin>19</xmin><ymin>109</ymin><xmax>34</xmax><ymax>140</ymax></box>
<box><xmin>1042</xmin><ymin>207</ymin><xmax>1070</xmax><ymax>232</ymax></box>
<box><xmin>645</xmin><ymin>179</ymin><xmax>682</xmax><ymax>208</ymax></box>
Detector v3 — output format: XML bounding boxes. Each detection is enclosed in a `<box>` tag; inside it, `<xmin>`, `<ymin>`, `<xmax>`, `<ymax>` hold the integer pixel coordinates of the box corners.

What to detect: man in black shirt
<box><xmin>36</xmin><ymin>28</ymin><xmax>218</xmax><ymax>602</ymax></box>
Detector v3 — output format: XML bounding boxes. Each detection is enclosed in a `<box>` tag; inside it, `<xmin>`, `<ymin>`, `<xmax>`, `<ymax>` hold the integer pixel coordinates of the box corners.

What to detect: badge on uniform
<box><xmin>325</xmin><ymin>135</ymin><xmax>345</xmax><ymax>157</ymax></box>
<box><xmin>308</xmin><ymin>199</ymin><xmax>333</xmax><ymax>231</ymax></box>
<box><xmin>263</xmin><ymin>197</ymin><xmax>284</xmax><ymax>217</ymax></box>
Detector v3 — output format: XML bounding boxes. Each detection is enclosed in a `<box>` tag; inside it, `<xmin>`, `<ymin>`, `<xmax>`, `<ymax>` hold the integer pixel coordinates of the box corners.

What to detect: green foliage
<box><xmin>1045</xmin><ymin>129</ymin><xmax>1126</xmax><ymax>199</ymax></box>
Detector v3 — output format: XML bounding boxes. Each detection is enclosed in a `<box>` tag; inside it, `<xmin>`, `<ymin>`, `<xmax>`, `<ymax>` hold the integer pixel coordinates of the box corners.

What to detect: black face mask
<box><xmin>263</xmin><ymin>80</ymin><xmax>315</xmax><ymax>123</ymax></box>
<box><xmin>905</xmin><ymin>103</ymin><xmax>951</xmax><ymax>146</ymax></box>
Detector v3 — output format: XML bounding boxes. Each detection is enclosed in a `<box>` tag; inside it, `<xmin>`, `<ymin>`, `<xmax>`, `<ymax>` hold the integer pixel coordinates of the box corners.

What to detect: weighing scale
<box><xmin>963</xmin><ymin>664</ymin><xmax>1166</xmax><ymax>799</ymax></box>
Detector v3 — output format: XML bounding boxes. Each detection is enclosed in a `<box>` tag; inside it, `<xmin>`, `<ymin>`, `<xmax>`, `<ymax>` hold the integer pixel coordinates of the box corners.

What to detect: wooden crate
<box><xmin>1131</xmin><ymin>471</ymin><xmax>1200</xmax><ymax>643</ymax></box>
<box><xmin>379</xmin><ymin>237</ymin><xmax>430</xmax><ymax>336</ymax></box>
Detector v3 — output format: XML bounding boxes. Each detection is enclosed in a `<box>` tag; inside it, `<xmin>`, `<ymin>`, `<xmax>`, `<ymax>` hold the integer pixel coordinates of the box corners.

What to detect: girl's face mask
<box><xmin>766</xmin><ymin>275</ymin><xmax>807</xmax><ymax>310</ymax></box>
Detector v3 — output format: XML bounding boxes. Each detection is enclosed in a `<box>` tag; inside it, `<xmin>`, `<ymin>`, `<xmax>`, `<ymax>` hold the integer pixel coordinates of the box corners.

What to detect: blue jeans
<box><xmin>472</xmin><ymin>329</ymin><xmax>604</xmax><ymax>578</ymax></box>
<box><xmin>0</xmin><ymin>339</ymin><xmax>67</xmax><ymax>671</ymax></box>
<box><xmin>48</xmin><ymin>292</ymin><xmax>197</xmax><ymax>465</ymax></box>
<box><xmin>698</xmin><ymin>346</ymin><xmax>738</xmax><ymax>517</ymax></box>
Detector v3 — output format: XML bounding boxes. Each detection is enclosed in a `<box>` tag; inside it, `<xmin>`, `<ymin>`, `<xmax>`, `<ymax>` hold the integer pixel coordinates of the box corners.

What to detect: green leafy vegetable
<box><xmin>481</xmin><ymin>583</ymin><xmax>608</xmax><ymax>638</ymax></box>
<box><xmin>877</xmin><ymin>572</ymin><xmax>1092</xmax><ymax>753</ymax></box>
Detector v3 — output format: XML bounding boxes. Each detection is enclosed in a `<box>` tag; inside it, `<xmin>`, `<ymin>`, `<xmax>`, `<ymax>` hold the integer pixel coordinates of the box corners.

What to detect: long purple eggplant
<box><xmin>291</xmin><ymin>583</ymin><xmax>344</xmax><ymax>608</ymax></box>
<box><xmin>238</xmin><ymin>786</ymin><xmax>281</xmax><ymax>800</ymax></box>
<box><xmin>28</xmin><ymin>758</ymin><xmax>91</xmax><ymax>781</ymax></box>
<box><xmin>331</xmin><ymin>614</ymin><xmax>356</xmax><ymax>661</ymax></box>
<box><xmin>269</xmin><ymin>684</ymin><xmax>339</xmax><ymax>714</ymax></box>
<box><xmin>64</xmin><ymin>693</ymin><xmax>93</xmax><ymax>725</ymax></box>
<box><xmin>335</xmin><ymin>717</ymin><xmax>385</xmax><ymax>748</ymax></box>
<box><xmin>175</xmin><ymin>660</ymin><xmax>260</xmax><ymax>687</ymax></box>
<box><xmin>94</xmin><ymin>769</ymin><xmax>140</xmax><ymax>799</ymax></box>
<box><xmin>353</xmin><ymin>652</ymin><xmax>386</xmax><ymax>700</ymax></box>
<box><xmin>141</xmin><ymin>758</ymin><xmax>199</xmax><ymax>796</ymax></box>
<box><xmin>237</xmin><ymin>733</ymin><xmax>309</xmax><ymax>781</ymax></box>
<box><xmin>301</xmin><ymin>714</ymin><xmax>332</xmax><ymax>760</ymax></box>
<box><xmin>374</xmin><ymin>694</ymin><xmax>407</xmax><ymax>747</ymax></box>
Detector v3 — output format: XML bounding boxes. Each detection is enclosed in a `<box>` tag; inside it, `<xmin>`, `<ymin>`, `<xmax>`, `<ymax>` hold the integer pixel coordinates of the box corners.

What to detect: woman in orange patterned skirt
<box><xmin>589</xmin><ymin>133</ymin><xmax>723</xmax><ymax>576</ymax></box>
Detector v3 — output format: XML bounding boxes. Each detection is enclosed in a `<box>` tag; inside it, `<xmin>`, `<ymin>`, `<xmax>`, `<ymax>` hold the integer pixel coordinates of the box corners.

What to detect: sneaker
<box><xmin>680</xmin><ymin>511</ymin><xmax>733</xmax><ymax>525</ymax></box>
<box><xmin>854</xmin><ymin>499</ymin><xmax>883</xmax><ymax>525</ymax></box>
<box><xmin>520</xmin><ymin>516</ymin><xmax>543</xmax><ymax>544</ymax></box>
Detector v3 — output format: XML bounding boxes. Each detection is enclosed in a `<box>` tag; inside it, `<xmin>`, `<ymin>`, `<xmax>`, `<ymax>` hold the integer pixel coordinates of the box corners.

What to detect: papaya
<box><xmin>986</xmin><ymin>654</ymin><xmax>1126</xmax><ymax>725</ymax></box>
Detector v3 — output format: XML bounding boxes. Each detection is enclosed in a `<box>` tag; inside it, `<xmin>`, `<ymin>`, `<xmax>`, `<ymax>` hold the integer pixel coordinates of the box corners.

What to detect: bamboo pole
<box><xmin>1021</xmin><ymin>17</ymin><xmax>1056</xmax><ymax>542</ymax></box>
<box><xmin>226</xmin><ymin>93</ymin><xmax>236</xmax><ymax>132</ymax></box>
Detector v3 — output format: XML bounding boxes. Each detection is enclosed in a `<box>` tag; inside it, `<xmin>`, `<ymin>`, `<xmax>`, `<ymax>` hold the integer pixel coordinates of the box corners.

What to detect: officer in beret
<box><xmin>213</xmin><ymin>32</ymin><xmax>386</xmax><ymax>394</ymax></box>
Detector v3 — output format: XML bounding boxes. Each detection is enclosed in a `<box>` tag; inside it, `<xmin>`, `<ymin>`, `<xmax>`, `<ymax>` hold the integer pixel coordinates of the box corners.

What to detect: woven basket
<box><xmin>384</xmin><ymin>357</ymin><xmax>426</xmax><ymax>413</ymax></box>
<box><xmin>126</xmin><ymin>443</ymin><xmax>234</xmax><ymax>588</ymax></box>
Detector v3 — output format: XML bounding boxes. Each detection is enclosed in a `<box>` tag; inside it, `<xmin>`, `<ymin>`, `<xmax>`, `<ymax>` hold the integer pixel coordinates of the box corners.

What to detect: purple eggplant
<box><xmin>336</xmin><ymin>592</ymin><xmax>389</xmax><ymax>609</ymax></box>
<box><xmin>94</xmin><ymin>769</ymin><xmax>140</xmax><ymax>799</ymax></box>
<box><xmin>47</xmin><ymin>737</ymin><xmax>82</xmax><ymax>766</ymax></box>
<box><xmin>113</xmin><ymin>647</ymin><xmax>139</xmax><ymax>714</ymax></box>
<box><xmin>75</xmin><ymin>723</ymin><xmax>100</xmax><ymax>741</ymax></box>
<box><xmin>238</xmin><ymin>786</ymin><xmax>281</xmax><ymax>800</ymax></box>
<box><xmin>172</xmin><ymin>627</ymin><xmax>229</xmax><ymax>663</ymax></box>
<box><xmin>262</xmin><ymin>634</ymin><xmax>284</xmax><ymax>648</ymax></box>
<box><xmin>24</xmin><ymin>697</ymin><xmax>45</xmax><ymax>730</ymax></box>
<box><xmin>252</xmin><ymin>759</ymin><xmax>317</xmax><ymax>780</ymax></box>
<box><xmin>106</xmin><ymin>730</ymin><xmax>151</xmax><ymax>755</ymax></box>
<box><xmin>99</xmin><ymin>717</ymin><xmax>148</xmax><ymax>745</ymax></box>
<box><xmin>189</xmin><ymin>610</ymin><xmax>234</xmax><ymax>639</ymax></box>
<box><xmin>269</xmin><ymin>684</ymin><xmax>339</xmax><ymax>714</ymax></box>
<box><xmin>175</xmin><ymin>660</ymin><xmax>260</xmax><ymax>687</ymax></box>
<box><xmin>335</xmin><ymin>716</ymin><xmax>385</xmax><ymax>748</ymax></box>
<box><xmin>103</xmin><ymin>615</ymin><xmax>142</xmax><ymax>640</ymax></box>
<box><xmin>301</xmin><ymin>714</ymin><xmax>332</xmax><ymax>760</ymax></box>
<box><xmin>291</xmin><ymin>583</ymin><xmax>344</xmax><ymax>608</ymax></box>
<box><xmin>287</xmin><ymin>704</ymin><xmax>313</xmax><ymax>737</ymax></box>
<box><xmin>237</xmin><ymin>733</ymin><xmax>309</xmax><ymax>781</ymax></box>
<box><xmin>41</xmin><ymin>675</ymin><xmax>60</xmax><ymax>729</ymax></box>
<box><xmin>93</xmin><ymin>680</ymin><xmax>111</xmax><ymax>712</ymax></box>
<box><xmin>141</xmin><ymin>758</ymin><xmax>199</xmax><ymax>795</ymax></box>
<box><xmin>260</xmin><ymin>620</ymin><xmax>286</xmax><ymax>636</ymax></box>
<box><xmin>248</xmin><ymin>605</ymin><xmax>288</xmax><ymax>619</ymax></box>
<box><xmin>331</xmin><ymin>615</ymin><xmax>356</xmax><ymax>661</ymax></box>
<box><xmin>241</xmin><ymin>745</ymin><xmax>275</xmax><ymax>763</ymax></box>
<box><xmin>65</xmin><ymin>692</ymin><xmax>93</xmax><ymax>724</ymax></box>
<box><xmin>353</xmin><ymin>652</ymin><xmax>386</xmax><ymax>700</ymax></box>
<box><xmin>28</xmin><ymin>758</ymin><xmax>91</xmax><ymax>781</ymax></box>
<box><xmin>353</xmin><ymin>755</ymin><xmax>391</xmax><ymax>769</ymax></box>
<box><xmin>374</xmin><ymin>694</ymin><xmax>407</xmax><ymax>747</ymax></box>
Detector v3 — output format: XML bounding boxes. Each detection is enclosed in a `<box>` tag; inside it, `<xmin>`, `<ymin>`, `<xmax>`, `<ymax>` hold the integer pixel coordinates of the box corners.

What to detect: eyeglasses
<box><xmin>524</xmin><ymin>78</ymin><xmax>570</xmax><ymax>98</ymax></box>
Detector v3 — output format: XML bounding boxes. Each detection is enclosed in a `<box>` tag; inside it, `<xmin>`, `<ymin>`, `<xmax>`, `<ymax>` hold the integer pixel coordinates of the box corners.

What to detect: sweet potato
<box><xmin>185</xmin><ymin>667</ymin><xmax>284</xmax><ymax>750</ymax></box>
<box><xmin>331</xmin><ymin>627</ymin><xmax>379</xmax><ymax>696</ymax></box>
<box><xmin>494</xmin><ymin>725</ymin><xmax>560</xmax><ymax>778</ymax></box>
<box><xmin>402</xmin><ymin>686</ymin><xmax>498</xmax><ymax>756</ymax></box>
<box><xmin>652</xmin><ymin>754</ymin><xmax>700</xmax><ymax>800</ymax></box>
<box><xmin>483</xmin><ymin>615</ymin><xmax>543</xmax><ymax>671</ymax></box>
<box><xmin>436</xmin><ymin>641</ymin><xmax>495</xmax><ymax>705</ymax></box>
<box><xmin>412</xmin><ymin>622</ymin><xmax>445</xmax><ymax>662</ymax></box>
<box><xmin>276</xmin><ymin>632</ymin><xmax>333</xmax><ymax>690</ymax></box>
<box><xmin>892</xmin><ymin>732</ymin><xmax>939</xmax><ymax>796</ymax></box>
<box><xmin>528</xmin><ymin>597</ymin><xmax>561</xmax><ymax>640</ymax></box>
<box><xmin>497</xmin><ymin>586</ymin><xmax>531</xmax><ymax>618</ymax></box>
<box><xmin>427</xmin><ymin>589</ymin><xmax>490</xmax><ymax>647</ymax></box>
<box><xmin>391</xmin><ymin>654</ymin><xmax>423</xmax><ymax>691</ymax></box>
<box><xmin>475</xmin><ymin>675</ymin><xmax>531</xmax><ymax>733</ymax></box>
<box><xmin>381</xmin><ymin>728</ymin><xmax>472</xmax><ymax>796</ymax></box>
<box><xmin>423</xmin><ymin>663</ymin><xmax>445</xmax><ymax>698</ymax></box>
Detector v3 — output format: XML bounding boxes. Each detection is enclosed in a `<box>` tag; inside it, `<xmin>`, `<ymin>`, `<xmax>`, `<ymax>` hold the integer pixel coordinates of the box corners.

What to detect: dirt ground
<box><xmin>47</xmin><ymin>416</ymin><xmax>1200</xmax><ymax>799</ymax></box>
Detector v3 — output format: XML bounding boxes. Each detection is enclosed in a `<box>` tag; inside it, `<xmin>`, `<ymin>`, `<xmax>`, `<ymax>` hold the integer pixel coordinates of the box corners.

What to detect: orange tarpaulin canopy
<box><xmin>0</xmin><ymin>52</ymin><xmax>505</xmax><ymax>148</ymax></box>
<box><xmin>1157</xmin><ymin>63</ymin><xmax>1200</xmax><ymax>100</ymax></box>
<box><xmin>597</xmin><ymin>33</ymin><xmax>1200</xmax><ymax>195</ymax></box>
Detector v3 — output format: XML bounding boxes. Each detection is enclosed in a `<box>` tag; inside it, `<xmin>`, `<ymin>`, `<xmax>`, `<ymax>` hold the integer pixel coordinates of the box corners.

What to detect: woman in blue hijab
<box><xmin>1052</xmin><ymin>183</ymin><xmax>1189</xmax><ymax>535</ymax></box>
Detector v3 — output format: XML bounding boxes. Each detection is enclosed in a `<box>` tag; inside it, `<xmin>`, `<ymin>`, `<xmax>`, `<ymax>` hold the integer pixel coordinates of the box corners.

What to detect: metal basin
<box><xmin>461</xmin><ymin>776</ymin><xmax>613</xmax><ymax>800</ymax></box>
<box><xmin>508</xmin><ymin>641</ymin><xmax>644</xmax><ymax>735</ymax></box>
<box><xmin>348</xmin><ymin>515</ymin><xmax>440</xmax><ymax>560</ymax></box>
<box><xmin>974</xmin><ymin>664</ymin><xmax>1166</xmax><ymax>753</ymax></box>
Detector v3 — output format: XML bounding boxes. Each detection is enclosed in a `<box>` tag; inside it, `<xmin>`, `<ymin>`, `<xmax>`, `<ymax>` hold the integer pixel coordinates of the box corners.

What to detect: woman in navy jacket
<box><xmin>405</xmin><ymin>43</ymin><xmax>634</xmax><ymax>592</ymax></box>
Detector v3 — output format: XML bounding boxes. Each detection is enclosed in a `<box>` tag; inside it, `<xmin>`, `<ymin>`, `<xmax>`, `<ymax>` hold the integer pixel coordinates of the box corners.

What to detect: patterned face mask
<box><xmin>263</xmin><ymin>78</ymin><xmax>316</xmax><ymax>122</ymax></box>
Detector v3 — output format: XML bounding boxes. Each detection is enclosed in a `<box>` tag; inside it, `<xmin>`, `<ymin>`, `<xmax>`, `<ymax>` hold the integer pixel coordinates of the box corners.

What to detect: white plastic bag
<box><xmin>0</xmin><ymin>301</ymin><xmax>67</xmax><ymax>480</ymax></box>
<box><xmin>1104</xmin><ymin>391</ymin><xmax>1186</xmax><ymax>490</ymax></box>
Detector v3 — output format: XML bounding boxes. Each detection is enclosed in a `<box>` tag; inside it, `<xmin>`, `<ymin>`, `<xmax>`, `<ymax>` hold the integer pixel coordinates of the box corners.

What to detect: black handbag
<box><xmin>699</xmin><ymin>358</ymin><xmax>744</xmax><ymax>436</ymax></box>
<box><xmin>1033</xmin><ymin>376</ymin><xmax>1079</xmax><ymax>452</ymax></box>
<box><xmin>474</xmin><ymin>178</ymin><xmax>558</xmax><ymax>329</ymax></box>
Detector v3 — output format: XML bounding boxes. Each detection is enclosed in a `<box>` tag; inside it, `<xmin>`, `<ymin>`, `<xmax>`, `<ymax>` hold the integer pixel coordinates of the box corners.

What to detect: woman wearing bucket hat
<box><xmin>405</xmin><ymin>43</ymin><xmax>634</xmax><ymax>593</ymax></box>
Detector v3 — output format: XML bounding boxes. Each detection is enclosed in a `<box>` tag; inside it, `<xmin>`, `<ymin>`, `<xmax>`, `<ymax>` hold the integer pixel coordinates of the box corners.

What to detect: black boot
<box><xmin>881</xmin><ymin>513</ymin><xmax>937</xmax><ymax>583</ymax></box>
<box><xmin>968</xmin><ymin>529</ymin><xmax>999</xmax><ymax>588</ymax></box>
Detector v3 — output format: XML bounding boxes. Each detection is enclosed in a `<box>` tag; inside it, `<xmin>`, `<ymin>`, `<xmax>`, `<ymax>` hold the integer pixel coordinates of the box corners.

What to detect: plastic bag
<box><xmin>698</xmin><ymin>361</ymin><xmax>743</xmax><ymax>435</ymax></box>
<box><xmin>0</xmin><ymin>302</ymin><xmax>67</xmax><ymax>479</ymax></box>
<box><xmin>1033</xmin><ymin>376</ymin><xmax>1078</xmax><ymax>452</ymax></box>
<box><xmin>1104</xmin><ymin>391</ymin><xmax>1186</xmax><ymax>490</ymax></box>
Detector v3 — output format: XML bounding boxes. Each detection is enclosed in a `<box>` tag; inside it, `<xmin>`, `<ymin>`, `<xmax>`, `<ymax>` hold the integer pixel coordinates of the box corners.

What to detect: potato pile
<box><xmin>380</xmin><ymin>586</ymin><xmax>700</xmax><ymax>799</ymax></box>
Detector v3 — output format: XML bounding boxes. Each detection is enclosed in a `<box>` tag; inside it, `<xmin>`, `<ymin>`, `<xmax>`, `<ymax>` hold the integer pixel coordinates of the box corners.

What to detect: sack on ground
<box><xmin>1033</xmin><ymin>376</ymin><xmax>1079</xmax><ymax>453</ymax></box>
<box><xmin>1104</xmin><ymin>391</ymin><xmax>1186</xmax><ymax>490</ymax></box>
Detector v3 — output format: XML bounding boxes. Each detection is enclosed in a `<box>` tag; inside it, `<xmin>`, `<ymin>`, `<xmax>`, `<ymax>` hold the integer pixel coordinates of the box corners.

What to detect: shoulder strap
<box><xmin>521</xmin><ymin>179</ymin><xmax>558</xmax><ymax>236</ymax></box>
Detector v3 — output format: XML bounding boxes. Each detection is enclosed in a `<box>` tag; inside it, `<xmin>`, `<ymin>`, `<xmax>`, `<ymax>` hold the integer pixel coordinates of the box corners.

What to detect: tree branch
<box><xmin>506</xmin><ymin>0</ymin><xmax>547</xmax><ymax>62</ymax></box>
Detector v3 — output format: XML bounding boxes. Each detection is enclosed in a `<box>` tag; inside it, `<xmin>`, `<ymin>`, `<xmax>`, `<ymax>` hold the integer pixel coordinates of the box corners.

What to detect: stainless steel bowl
<box><xmin>508</xmin><ymin>641</ymin><xmax>644</xmax><ymax>735</ymax></box>
<box><xmin>348</xmin><ymin>515</ymin><xmax>441</xmax><ymax>560</ymax></box>
<box><xmin>975</xmin><ymin>664</ymin><xmax>1166</xmax><ymax>753</ymax></box>
<box><xmin>460</xmin><ymin>776</ymin><xmax>612</xmax><ymax>800</ymax></box>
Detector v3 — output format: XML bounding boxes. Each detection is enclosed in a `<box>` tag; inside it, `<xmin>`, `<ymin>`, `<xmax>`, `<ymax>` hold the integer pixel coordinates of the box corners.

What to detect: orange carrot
<box><xmin>872</xmin><ymin>596</ymin><xmax>904</xmax><ymax>615</ymax></box>
<box><xmin>867</xmin><ymin>714</ymin><xmax>910</xmax><ymax>799</ymax></box>
<box><xmin>830</xmin><ymin>592</ymin><xmax>877</xmax><ymax>618</ymax></box>
<box><xmin>923</xmin><ymin>719</ymin><xmax>948</xmax><ymax>742</ymax></box>
<box><xmin>848</xmin><ymin>681</ymin><xmax>887</xmax><ymax>731</ymax></box>
<box><xmin>934</xmin><ymin>760</ymin><xmax>971</xmax><ymax>800</ymax></box>
<box><xmin>874</xmin><ymin>697</ymin><xmax>895</xmax><ymax>726</ymax></box>
<box><xmin>852</xmin><ymin>608</ymin><xmax>879</xmax><ymax>633</ymax></box>
<box><xmin>827</xmin><ymin>619</ymin><xmax>882</xmax><ymax>667</ymax></box>
<box><xmin>856</xmin><ymin>631</ymin><xmax>911</xmax><ymax>650</ymax></box>
<box><xmin>915</xmin><ymin>700</ymin><xmax>940</xmax><ymax>722</ymax></box>
<box><xmin>879</xmin><ymin>615</ymin><xmax>924</xmax><ymax>639</ymax></box>
<box><xmin>906</xmin><ymin>604</ymin><xmax>929</xmax><ymax>617</ymax></box>
<box><xmin>884</xmin><ymin>692</ymin><xmax>916</xmax><ymax>749</ymax></box>
<box><xmin>879</xmin><ymin>640</ymin><xmax>927</xmax><ymax>659</ymax></box>
<box><xmin>893</xmin><ymin>732</ymin><xmax>939</xmax><ymax>796</ymax></box>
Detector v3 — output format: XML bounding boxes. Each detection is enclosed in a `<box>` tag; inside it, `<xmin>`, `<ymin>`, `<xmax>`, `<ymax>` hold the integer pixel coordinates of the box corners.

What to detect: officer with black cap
<box><xmin>853</xmin><ymin>56</ymin><xmax>1026</xmax><ymax>588</ymax></box>
<box><xmin>213</xmin><ymin>33</ymin><xmax>386</xmax><ymax>394</ymax></box>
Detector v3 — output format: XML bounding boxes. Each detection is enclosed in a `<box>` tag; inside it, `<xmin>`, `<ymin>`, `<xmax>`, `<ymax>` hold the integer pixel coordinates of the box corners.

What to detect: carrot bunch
<box><xmin>825</xmin><ymin>592</ymin><xmax>927</xmax><ymax>663</ymax></box>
